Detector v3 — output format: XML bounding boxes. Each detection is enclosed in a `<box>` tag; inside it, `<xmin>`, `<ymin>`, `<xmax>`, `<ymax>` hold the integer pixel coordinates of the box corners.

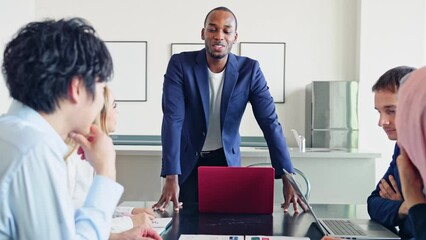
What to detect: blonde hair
<box><xmin>95</xmin><ymin>86</ymin><xmax>112</xmax><ymax>133</ymax></box>
<box><xmin>64</xmin><ymin>137</ymin><xmax>78</xmax><ymax>160</ymax></box>
<box><xmin>64</xmin><ymin>86</ymin><xmax>112</xmax><ymax>160</ymax></box>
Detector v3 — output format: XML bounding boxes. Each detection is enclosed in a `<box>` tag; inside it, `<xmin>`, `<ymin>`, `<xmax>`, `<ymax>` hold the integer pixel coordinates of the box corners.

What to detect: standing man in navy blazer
<box><xmin>154</xmin><ymin>6</ymin><xmax>305</xmax><ymax>213</ymax></box>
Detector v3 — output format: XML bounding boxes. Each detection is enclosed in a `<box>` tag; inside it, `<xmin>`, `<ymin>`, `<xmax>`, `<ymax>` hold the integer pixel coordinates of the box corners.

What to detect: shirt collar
<box><xmin>7</xmin><ymin>100</ymin><xmax>68</xmax><ymax>156</ymax></box>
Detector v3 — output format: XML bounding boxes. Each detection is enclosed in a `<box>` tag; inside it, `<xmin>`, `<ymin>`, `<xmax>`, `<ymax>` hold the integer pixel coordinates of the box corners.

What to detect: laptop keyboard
<box><xmin>322</xmin><ymin>219</ymin><xmax>367</xmax><ymax>236</ymax></box>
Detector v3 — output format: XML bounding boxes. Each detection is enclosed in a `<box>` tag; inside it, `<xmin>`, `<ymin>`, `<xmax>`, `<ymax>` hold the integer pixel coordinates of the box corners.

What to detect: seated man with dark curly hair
<box><xmin>0</xmin><ymin>18</ymin><xmax>160</xmax><ymax>240</ymax></box>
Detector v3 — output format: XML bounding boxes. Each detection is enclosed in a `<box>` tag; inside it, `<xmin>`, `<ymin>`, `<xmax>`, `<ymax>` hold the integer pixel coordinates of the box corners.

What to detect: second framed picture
<box><xmin>240</xmin><ymin>42</ymin><xmax>286</xmax><ymax>103</ymax></box>
<box><xmin>105</xmin><ymin>41</ymin><xmax>147</xmax><ymax>102</ymax></box>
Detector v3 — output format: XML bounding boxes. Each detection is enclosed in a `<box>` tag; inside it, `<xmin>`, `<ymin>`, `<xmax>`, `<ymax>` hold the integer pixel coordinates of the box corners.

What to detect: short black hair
<box><xmin>2</xmin><ymin>17</ymin><xmax>113</xmax><ymax>113</ymax></box>
<box><xmin>372</xmin><ymin>66</ymin><xmax>416</xmax><ymax>93</ymax></box>
<box><xmin>204</xmin><ymin>6</ymin><xmax>238</xmax><ymax>31</ymax></box>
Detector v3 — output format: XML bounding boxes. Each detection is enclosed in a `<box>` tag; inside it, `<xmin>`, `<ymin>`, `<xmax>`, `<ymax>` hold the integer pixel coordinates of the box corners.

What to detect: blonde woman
<box><xmin>66</xmin><ymin>86</ymin><xmax>159</xmax><ymax>239</ymax></box>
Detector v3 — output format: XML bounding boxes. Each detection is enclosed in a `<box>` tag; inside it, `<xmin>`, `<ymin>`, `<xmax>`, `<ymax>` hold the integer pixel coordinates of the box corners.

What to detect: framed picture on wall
<box><xmin>239</xmin><ymin>42</ymin><xmax>286</xmax><ymax>103</ymax></box>
<box><xmin>104</xmin><ymin>41</ymin><xmax>147</xmax><ymax>102</ymax></box>
<box><xmin>171</xmin><ymin>43</ymin><xmax>204</xmax><ymax>55</ymax></box>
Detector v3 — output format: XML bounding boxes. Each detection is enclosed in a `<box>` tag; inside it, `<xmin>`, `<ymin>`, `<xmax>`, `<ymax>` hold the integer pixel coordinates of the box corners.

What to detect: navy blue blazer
<box><xmin>160</xmin><ymin>49</ymin><xmax>293</xmax><ymax>184</ymax></box>
<box><xmin>367</xmin><ymin>143</ymin><xmax>414</xmax><ymax>238</ymax></box>
<box><xmin>408</xmin><ymin>203</ymin><xmax>426</xmax><ymax>240</ymax></box>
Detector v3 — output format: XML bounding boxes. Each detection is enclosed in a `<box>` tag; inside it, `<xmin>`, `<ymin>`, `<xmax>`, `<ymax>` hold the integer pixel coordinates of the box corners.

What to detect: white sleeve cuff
<box><xmin>83</xmin><ymin>175</ymin><xmax>124</xmax><ymax>218</ymax></box>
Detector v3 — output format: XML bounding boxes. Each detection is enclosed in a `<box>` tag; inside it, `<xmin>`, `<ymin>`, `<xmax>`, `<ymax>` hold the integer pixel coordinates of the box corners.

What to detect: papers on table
<box><xmin>246</xmin><ymin>236</ymin><xmax>310</xmax><ymax>240</ymax></box>
<box><xmin>179</xmin><ymin>235</ymin><xmax>244</xmax><ymax>240</ymax></box>
<box><xmin>179</xmin><ymin>235</ymin><xmax>309</xmax><ymax>240</ymax></box>
<box><xmin>152</xmin><ymin>217</ymin><xmax>172</xmax><ymax>235</ymax></box>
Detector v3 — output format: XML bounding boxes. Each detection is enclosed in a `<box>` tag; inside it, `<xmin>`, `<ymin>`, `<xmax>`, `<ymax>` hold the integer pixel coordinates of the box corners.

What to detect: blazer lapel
<box><xmin>221</xmin><ymin>53</ymin><xmax>239</xmax><ymax>128</ymax></box>
<box><xmin>194</xmin><ymin>49</ymin><xmax>209</xmax><ymax>128</ymax></box>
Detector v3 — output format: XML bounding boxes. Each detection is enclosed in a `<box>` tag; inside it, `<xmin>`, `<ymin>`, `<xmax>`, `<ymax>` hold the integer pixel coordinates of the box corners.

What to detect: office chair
<box><xmin>246</xmin><ymin>162</ymin><xmax>311</xmax><ymax>202</ymax></box>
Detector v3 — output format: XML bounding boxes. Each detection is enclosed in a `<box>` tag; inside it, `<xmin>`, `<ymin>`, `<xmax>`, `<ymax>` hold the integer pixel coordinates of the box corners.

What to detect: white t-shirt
<box><xmin>202</xmin><ymin>68</ymin><xmax>225</xmax><ymax>151</ymax></box>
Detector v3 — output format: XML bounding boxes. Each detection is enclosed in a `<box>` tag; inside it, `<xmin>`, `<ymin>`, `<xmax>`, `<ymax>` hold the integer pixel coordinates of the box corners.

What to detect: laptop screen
<box><xmin>283</xmin><ymin>170</ymin><xmax>400</xmax><ymax>239</ymax></box>
<box><xmin>282</xmin><ymin>170</ymin><xmax>327</xmax><ymax>234</ymax></box>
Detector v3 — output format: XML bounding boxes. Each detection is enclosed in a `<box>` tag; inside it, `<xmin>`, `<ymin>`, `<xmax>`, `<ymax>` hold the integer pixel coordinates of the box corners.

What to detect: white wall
<box><xmin>358</xmin><ymin>0</ymin><xmax>426</xmax><ymax>182</ymax></box>
<box><xmin>0</xmin><ymin>0</ymin><xmax>34</xmax><ymax>112</ymax></box>
<box><xmin>1</xmin><ymin>0</ymin><xmax>425</xmax><ymax>183</ymax></box>
<box><xmin>28</xmin><ymin>0</ymin><xmax>358</xmax><ymax>142</ymax></box>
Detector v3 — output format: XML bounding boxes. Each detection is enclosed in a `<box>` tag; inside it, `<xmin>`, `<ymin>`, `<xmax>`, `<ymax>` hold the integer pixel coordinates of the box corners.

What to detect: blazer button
<box><xmin>203</xmin><ymin>132</ymin><xmax>206</xmax><ymax>136</ymax></box>
<box><xmin>195</xmin><ymin>152</ymin><xmax>199</xmax><ymax>157</ymax></box>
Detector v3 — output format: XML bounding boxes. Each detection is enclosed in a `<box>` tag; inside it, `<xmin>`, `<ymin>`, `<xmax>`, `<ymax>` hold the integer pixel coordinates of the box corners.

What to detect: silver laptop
<box><xmin>283</xmin><ymin>170</ymin><xmax>400</xmax><ymax>240</ymax></box>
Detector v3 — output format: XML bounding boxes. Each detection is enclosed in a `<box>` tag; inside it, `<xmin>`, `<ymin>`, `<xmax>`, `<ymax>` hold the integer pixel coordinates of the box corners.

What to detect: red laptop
<box><xmin>198</xmin><ymin>166</ymin><xmax>275</xmax><ymax>214</ymax></box>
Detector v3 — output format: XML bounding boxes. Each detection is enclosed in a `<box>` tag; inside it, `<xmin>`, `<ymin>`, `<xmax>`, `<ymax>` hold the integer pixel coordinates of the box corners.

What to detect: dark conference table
<box><xmin>121</xmin><ymin>201</ymin><xmax>370</xmax><ymax>240</ymax></box>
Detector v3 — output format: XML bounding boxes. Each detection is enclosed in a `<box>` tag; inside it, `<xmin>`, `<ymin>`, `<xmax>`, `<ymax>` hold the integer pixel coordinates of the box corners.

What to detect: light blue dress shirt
<box><xmin>0</xmin><ymin>101</ymin><xmax>124</xmax><ymax>239</ymax></box>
